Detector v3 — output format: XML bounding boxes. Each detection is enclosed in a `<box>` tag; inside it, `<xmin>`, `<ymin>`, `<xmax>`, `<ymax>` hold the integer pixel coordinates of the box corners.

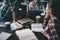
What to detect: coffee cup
<box><xmin>36</xmin><ymin>15</ymin><xmax>40</xmax><ymax>23</ymax></box>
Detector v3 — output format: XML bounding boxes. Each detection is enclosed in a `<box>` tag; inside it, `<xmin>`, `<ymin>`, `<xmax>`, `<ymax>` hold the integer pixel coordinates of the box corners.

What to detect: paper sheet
<box><xmin>31</xmin><ymin>23</ymin><xmax>43</xmax><ymax>32</ymax></box>
<box><xmin>0</xmin><ymin>32</ymin><xmax>12</xmax><ymax>40</ymax></box>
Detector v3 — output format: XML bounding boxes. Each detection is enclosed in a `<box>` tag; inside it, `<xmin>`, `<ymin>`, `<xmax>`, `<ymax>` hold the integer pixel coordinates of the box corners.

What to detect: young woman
<box><xmin>41</xmin><ymin>3</ymin><xmax>59</xmax><ymax>40</ymax></box>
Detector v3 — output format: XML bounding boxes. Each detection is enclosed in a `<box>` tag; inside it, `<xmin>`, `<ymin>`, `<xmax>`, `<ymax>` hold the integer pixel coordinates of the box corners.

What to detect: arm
<box><xmin>41</xmin><ymin>25</ymin><xmax>50</xmax><ymax>39</ymax></box>
<box><xmin>41</xmin><ymin>18</ymin><xmax>50</xmax><ymax>38</ymax></box>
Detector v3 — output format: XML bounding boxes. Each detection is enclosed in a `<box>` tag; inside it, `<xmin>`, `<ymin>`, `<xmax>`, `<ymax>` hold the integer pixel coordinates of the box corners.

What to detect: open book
<box><xmin>15</xmin><ymin>29</ymin><xmax>38</xmax><ymax>40</ymax></box>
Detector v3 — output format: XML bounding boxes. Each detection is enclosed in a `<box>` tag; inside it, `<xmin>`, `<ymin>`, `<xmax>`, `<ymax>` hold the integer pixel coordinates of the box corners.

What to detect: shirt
<box><xmin>43</xmin><ymin>16</ymin><xmax>58</xmax><ymax>40</ymax></box>
<box><xmin>29</xmin><ymin>1</ymin><xmax>40</xmax><ymax>10</ymax></box>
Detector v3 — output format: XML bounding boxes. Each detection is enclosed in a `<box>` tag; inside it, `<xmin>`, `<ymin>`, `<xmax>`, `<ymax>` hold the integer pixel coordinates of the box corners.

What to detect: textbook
<box><xmin>15</xmin><ymin>29</ymin><xmax>38</xmax><ymax>40</ymax></box>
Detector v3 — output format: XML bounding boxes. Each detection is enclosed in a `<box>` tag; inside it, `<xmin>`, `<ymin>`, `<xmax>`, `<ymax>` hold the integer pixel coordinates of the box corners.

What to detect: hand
<box><xmin>41</xmin><ymin>30</ymin><xmax>50</xmax><ymax>38</ymax></box>
<box><xmin>41</xmin><ymin>29</ymin><xmax>45</xmax><ymax>33</ymax></box>
<box><xmin>41</xmin><ymin>29</ymin><xmax>50</xmax><ymax>39</ymax></box>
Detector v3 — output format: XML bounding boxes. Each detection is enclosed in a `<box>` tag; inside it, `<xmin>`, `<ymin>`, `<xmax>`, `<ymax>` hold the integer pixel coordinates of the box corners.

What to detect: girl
<box><xmin>41</xmin><ymin>4</ymin><xmax>58</xmax><ymax>40</ymax></box>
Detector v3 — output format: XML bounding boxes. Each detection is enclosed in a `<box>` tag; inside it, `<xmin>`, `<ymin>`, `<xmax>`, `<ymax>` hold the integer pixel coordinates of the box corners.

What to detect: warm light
<box><xmin>19</xmin><ymin>8</ymin><xmax>22</xmax><ymax>10</ymax></box>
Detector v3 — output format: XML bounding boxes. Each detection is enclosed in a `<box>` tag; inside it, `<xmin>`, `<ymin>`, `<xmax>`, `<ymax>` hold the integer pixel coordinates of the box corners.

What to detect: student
<box><xmin>41</xmin><ymin>4</ymin><xmax>59</xmax><ymax>40</ymax></box>
<box><xmin>29</xmin><ymin>0</ymin><xmax>40</xmax><ymax>10</ymax></box>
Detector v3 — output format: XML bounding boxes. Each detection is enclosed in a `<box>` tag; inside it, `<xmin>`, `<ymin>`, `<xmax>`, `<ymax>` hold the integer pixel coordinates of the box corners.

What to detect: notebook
<box><xmin>31</xmin><ymin>23</ymin><xmax>43</xmax><ymax>32</ymax></box>
<box><xmin>0</xmin><ymin>32</ymin><xmax>12</xmax><ymax>40</ymax></box>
